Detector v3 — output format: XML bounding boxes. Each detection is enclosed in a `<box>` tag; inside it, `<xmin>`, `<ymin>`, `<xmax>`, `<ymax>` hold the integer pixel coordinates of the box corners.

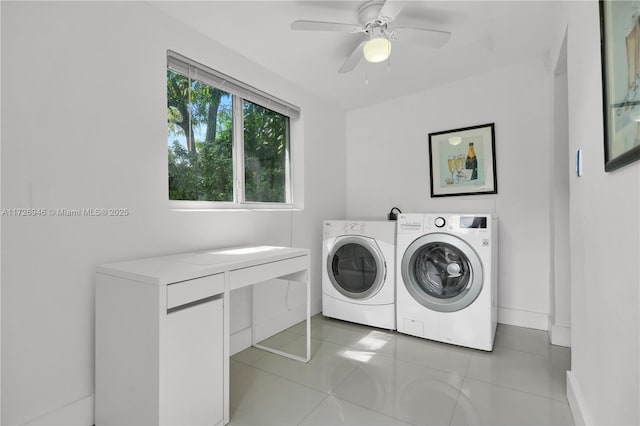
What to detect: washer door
<box><xmin>401</xmin><ymin>233</ymin><xmax>483</xmax><ymax>312</ymax></box>
<box><xmin>327</xmin><ymin>236</ymin><xmax>386</xmax><ymax>300</ymax></box>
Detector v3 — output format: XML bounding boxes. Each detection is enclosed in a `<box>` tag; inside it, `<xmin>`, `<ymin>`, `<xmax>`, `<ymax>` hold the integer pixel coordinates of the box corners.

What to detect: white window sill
<box><xmin>169</xmin><ymin>200</ymin><xmax>302</xmax><ymax>212</ymax></box>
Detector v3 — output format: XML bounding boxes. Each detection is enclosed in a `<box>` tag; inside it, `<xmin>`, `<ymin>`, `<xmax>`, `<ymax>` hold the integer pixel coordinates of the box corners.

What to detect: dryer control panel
<box><xmin>460</xmin><ymin>216</ymin><xmax>488</xmax><ymax>229</ymax></box>
<box><xmin>347</xmin><ymin>222</ymin><xmax>366</xmax><ymax>233</ymax></box>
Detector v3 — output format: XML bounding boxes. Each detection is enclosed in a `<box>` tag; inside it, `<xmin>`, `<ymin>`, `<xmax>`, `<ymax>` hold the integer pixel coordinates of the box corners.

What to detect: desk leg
<box><xmin>251</xmin><ymin>264</ymin><xmax>311</xmax><ymax>363</ymax></box>
<box><xmin>305</xmin><ymin>257</ymin><xmax>311</xmax><ymax>362</ymax></box>
<box><xmin>223</xmin><ymin>273</ymin><xmax>230</xmax><ymax>425</ymax></box>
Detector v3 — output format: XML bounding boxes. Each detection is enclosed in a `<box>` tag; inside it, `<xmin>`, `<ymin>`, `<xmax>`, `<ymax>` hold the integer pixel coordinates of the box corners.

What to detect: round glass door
<box><xmin>401</xmin><ymin>233</ymin><xmax>483</xmax><ymax>312</ymax></box>
<box><xmin>327</xmin><ymin>236</ymin><xmax>386</xmax><ymax>300</ymax></box>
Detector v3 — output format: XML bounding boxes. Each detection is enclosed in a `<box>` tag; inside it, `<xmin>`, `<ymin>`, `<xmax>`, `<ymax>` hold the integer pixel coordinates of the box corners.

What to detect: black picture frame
<box><xmin>428</xmin><ymin>123</ymin><xmax>497</xmax><ymax>198</ymax></box>
<box><xmin>600</xmin><ymin>0</ymin><xmax>640</xmax><ymax>172</ymax></box>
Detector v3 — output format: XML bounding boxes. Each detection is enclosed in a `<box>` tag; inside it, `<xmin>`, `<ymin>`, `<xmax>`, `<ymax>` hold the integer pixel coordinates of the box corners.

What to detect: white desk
<box><xmin>95</xmin><ymin>245</ymin><xmax>311</xmax><ymax>426</ymax></box>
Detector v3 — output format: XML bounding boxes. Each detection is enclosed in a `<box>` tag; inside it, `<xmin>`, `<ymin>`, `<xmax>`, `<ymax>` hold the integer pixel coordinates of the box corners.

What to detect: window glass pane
<box><xmin>167</xmin><ymin>69</ymin><xmax>233</xmax><ymax>201</ymax></box>
<box><xmin>243</xmin><ymin>100</ymin><xmax>290</xmax><ymax>203</ymax></box>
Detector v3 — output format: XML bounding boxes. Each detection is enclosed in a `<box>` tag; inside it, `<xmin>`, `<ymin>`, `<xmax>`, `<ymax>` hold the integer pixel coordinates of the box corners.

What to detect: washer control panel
<box><xmin>425</xmin><ymin>214</ymin><xmax>491</xmax><ymax>233</ymax></box>
<box><xmin>397</xmin><ymin>214</ymin><xmax>425</xmax><ymax>233</ymax></box>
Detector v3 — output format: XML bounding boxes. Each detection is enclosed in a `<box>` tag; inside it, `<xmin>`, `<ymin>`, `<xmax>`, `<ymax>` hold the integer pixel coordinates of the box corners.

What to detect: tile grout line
<box><xmin>295</xmin><ymin>394</ymin><xmax>330</xmax><ymax>426</ymax></box>
<box><xmin>446</xmin><ymin>381</ymin><xmax>464</xmax><ymax>426</ymax></box>
<box><xmin>462</xmin><ymin>375</ymin><xmax>571</xmax><ymax>404</ymax></box>
<box><xmin>234</xmin><ymin>342</ymin><xmax>362</xmax><ymax>397</ymax></box>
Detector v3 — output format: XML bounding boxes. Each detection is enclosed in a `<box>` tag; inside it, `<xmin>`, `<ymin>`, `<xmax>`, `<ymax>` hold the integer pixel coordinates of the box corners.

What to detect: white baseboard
<box><xmin>24</xmin><ymin>394</ymin><xmax>94</xmax><ymax>426</ymax></box>
<box><xmin>253</xmin><ymin>303</ymin><xmax>307</xmax><ymax>342</ymax></box>
<box><xmin>230</xmin><ymin>327</ymin><xmax>253</xmax><ymax>356</ymax></box>
<box><xmin>230</xmin><ymin>302</ymin><xmax>310</xmax><ymax>356</ymax></box>
<box><xmin>311</xmin><ymin>297</ymin><xmax>322</xmax><ymax>318</ymax></box>
<box><xmin>498</xmin><ymin>307</ymin><xmax>549</xmax><ymax>330</ymax></box>
<box><xmin>567</xmin><ymin>370</ymin><xmax>593</xmax><ymax>425</ymax></box>
<box><xmin>550</xmin><ymin>324</ymin><xmax>571</xmax><ymax>347</ymax></box>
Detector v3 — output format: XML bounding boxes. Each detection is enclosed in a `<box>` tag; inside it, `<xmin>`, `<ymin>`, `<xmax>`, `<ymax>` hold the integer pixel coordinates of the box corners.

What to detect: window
<box><xmin>166</xmin><ymin>51</ymin><xmax>299</xmax><ymax>207</ymax></box>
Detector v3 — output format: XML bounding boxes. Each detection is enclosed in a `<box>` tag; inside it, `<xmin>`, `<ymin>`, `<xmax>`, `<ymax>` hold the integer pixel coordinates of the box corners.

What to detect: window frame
<box><xmin>166</xmin><ymin>50</ymin><xmax>300</xmax><ymax>211</ymax></box>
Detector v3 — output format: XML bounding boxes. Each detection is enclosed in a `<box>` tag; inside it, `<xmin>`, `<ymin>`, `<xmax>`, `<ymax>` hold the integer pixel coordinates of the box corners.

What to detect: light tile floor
<box><xmin>230</xmin><ymin>315</ymin><xmax>574</xmax><ymax>426</ymax></box>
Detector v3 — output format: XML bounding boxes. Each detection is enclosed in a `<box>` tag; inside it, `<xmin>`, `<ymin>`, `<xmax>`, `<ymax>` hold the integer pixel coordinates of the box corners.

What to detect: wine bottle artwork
<box><xmin>465</xmin><ymin>142</ymin><xmax>478</xmax><ymax>180</ymax></box>
<box><xmin>428</xmin><ymin>122</ymin><xmax>496</xmax><ymax>197</ymax></box>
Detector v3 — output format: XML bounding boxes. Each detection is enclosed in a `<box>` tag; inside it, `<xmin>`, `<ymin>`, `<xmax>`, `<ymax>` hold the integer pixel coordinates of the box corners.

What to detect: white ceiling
<box><xmin>152</xmin><ymin>1</ymin><xmax>562</xmax><ymax>110</ymax></box>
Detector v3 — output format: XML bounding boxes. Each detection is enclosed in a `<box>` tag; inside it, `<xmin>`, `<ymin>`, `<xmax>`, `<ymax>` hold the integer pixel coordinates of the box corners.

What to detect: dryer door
<box><xmin>401</xmin><ymin>233</ymin><xmax>483</xmax><ymax>312</ymax></box>
<box><xmin>327</xmin><ymin>236</ymin><xmax>386</xmax><ymax>300</ymax></box>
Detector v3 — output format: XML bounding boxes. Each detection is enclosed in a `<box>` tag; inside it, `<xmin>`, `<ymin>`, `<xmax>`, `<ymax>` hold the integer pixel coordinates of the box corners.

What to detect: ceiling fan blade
<box><xmin>378</xmin><ymin>0</ymin><xmax>404</xmax><ymax>22</ymax></box>
<box><xmin>392</xmin><ymin>27</ymin><xmax>451</xmax><ymax>48</ymax></box>
<box><xmin>338</xmin><ymin>41</ymin><xmax>366</xmax><ymax>74</ymax></box>
<box><xmin>291</xmin><ymin>20</ymin><xmax>363</xmax><ymax>33</ymax></box>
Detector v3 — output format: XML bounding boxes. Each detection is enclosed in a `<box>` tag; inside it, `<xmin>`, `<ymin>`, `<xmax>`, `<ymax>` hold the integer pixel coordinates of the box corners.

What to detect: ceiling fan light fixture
<box><xmin>363</xmin><ymin>37</ymin><xmax>391</xmax><ymax>63</ymax></box>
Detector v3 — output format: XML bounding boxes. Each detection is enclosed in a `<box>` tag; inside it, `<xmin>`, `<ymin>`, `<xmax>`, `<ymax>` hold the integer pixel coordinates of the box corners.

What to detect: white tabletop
<box><xmin>96</xmin><ymin>245</ymin><xmax>309</xmax><ymax>285</ymax></box>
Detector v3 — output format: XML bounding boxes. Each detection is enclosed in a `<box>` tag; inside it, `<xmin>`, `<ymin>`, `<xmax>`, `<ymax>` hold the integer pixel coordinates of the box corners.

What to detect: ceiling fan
<box><xmin>290</xmin><ymin>0</ymin><xmax>451</xmax><ymax>73</ymax></box>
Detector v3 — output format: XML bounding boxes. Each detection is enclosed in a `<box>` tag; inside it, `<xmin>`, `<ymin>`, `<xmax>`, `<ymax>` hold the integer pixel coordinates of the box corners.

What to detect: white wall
<box><xmin>0</xmin><ymin>2</ymin><xmax>346</xmax><ymax>424</ymax></box>
<box><xmin>553</xmin><ymin>1</ymin><xmax>640</xmax><ymax>424</ymax></box>
<box><xmin>346</xmin><ymin>57</ymin><xmax>553</xmax><ymax>330</ymax></box>
<box><xmin>550</xmin><ymin>30</ymin><xmax>572</xmax><ymax>347</ymax></box>
<box><xmin>0</xmin><ymin>1</ymin><xmax>3</xmax><ymax>421</ymax></box>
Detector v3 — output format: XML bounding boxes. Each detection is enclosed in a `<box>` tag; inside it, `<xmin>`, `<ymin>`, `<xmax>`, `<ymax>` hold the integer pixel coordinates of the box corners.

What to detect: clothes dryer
<box><xmin>396</xmin><ymin>213</ymin><xmax>498</xmax><ymax>350</ymax></box>
<box><xmin>322</xmin><ymin>220</ymin><xmax>396</xmax><ymax>330</ymax></box>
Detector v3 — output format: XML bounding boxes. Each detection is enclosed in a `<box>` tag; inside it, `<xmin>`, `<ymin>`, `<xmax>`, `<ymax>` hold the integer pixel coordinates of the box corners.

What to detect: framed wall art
<box><xmin>428</xmin><ymin>123</ymin><xmax>497</xmax><ymax>197</ymax></box>
<box><xmin>600</xmin><ymin>0</ymin><xmax>640</xmax><ymax>172</ymax></box>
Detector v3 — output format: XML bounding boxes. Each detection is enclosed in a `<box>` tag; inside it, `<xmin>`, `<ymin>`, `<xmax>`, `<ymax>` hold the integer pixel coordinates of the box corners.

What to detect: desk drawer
<box><xmin>230</xmin><ymin>255</ymin><xmax>308</xmax><ymax>290</ymax></box>
<box><xmin>167</xmin><ymin>273</ymin><xmax>224</xmax><ymax>310</ymax></box>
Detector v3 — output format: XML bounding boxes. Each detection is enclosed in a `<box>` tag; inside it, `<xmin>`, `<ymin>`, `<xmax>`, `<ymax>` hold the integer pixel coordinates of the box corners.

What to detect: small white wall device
<box><xmin>576</xmin><ymin>148</ymin><xmax>583</xmax><ymax>177</ymax></box>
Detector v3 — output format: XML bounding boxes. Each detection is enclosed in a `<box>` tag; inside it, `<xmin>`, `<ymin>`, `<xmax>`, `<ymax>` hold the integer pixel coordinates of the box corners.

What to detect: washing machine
<box><xmin>322</xmin><ymin>220</ymin><xmax>396</xmax><ymax>330</ymax></box>
<box><xmin>396</xmin><ymin>213</ymin><xmax>498</xmax><ymax>351</ymax></box>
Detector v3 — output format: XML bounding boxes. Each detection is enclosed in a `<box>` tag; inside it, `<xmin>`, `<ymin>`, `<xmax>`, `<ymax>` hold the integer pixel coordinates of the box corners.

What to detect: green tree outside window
<box><xmin>167</xmin><ymin>69</ymin><xmax>290</xmax><ymax>203</ymax></box>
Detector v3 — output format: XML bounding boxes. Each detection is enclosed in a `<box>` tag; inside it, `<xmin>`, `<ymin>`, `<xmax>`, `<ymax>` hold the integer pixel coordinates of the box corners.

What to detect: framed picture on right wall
<box><xmin>600</xmin><ymin>0</ymin><xmax>640</xmax><ymax>171</ymax></box>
